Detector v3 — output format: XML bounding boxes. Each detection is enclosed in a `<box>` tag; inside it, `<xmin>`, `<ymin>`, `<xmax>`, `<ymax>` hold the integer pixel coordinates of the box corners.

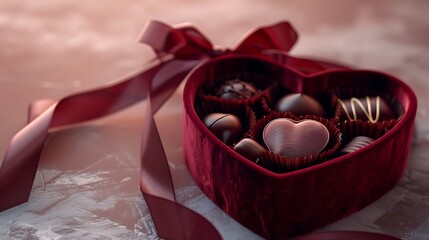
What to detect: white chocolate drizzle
<box><xmin>338</xmin><ymin>96</ymin><xmax>380</xmax><ymax>123</ymax></box>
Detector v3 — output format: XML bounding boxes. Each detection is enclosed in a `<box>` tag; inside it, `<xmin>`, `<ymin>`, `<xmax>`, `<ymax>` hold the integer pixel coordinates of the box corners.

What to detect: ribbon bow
<box><xmin>0</xmin><ymin>20</ymin><xmax>332</xmax><ymax>239</ymax></box>
<box><xmin>140</xmin><ymin>20</ymin><xmax>297</xmax><ymax>58</ymax></box>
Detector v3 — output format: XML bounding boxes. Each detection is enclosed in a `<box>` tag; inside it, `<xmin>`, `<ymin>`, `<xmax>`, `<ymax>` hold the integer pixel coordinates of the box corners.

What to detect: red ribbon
<box><xmin>0</xmin><ymin>20</ymin><xmax>342</xmax><ymax>239</ymax></box>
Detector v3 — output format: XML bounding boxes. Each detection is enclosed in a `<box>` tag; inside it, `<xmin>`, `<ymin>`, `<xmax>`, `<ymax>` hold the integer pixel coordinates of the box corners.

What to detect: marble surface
<box><xmin>1</xmin><ymin>0</ymin><xmax>429</xmax><ymax>239</ymax></box>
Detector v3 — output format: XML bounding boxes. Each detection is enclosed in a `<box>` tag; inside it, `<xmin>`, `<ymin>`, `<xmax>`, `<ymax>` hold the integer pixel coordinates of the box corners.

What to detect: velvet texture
<box><xmin>183</xmin><ymin>55</ymin><xmax>417</xmax><ymax>239</ymax></box>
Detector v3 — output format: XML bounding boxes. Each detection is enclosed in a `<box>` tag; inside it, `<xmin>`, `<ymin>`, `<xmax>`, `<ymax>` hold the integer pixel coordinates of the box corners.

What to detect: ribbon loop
<box><xmin>234</xmin><ymin>21</ymin><xmax>298</xmax><ymax>55</ymax></box>
<box><xmin>174</xmin><ymin>26</ymin><xmax>214</xmax><ymax>58</ymax></box>
<box><xmin>140</xmin><ymin>20</ymin><xmax>214</xmax><ymax>59</ymax></box>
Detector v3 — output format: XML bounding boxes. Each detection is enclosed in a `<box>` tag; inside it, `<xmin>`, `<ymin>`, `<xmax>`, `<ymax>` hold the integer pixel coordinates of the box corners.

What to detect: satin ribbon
<box><xmin>0</xmin><ymin>20</ymin><xmax>345</xmax><ymax>239</ymax></box>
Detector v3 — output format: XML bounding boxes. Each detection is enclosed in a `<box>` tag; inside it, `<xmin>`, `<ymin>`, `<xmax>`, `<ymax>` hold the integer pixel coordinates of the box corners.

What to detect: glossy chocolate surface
<box><xmin>263</xmin><ymin>118</ymin><xmax>329</xmax><ymax>158</ymax></box>
<box><xmin>336</xmin><ymin>96</ymin><xmax>394</xmax><ymax>123</ymax></box>
<box><xmin>340</xmin><ymin>136</ymin><xmax>375</xmax><ymax>154</ymax></box>
<box><xmin>216</xmin><ymin>79</ymin><xmax>258</xmax><ymax>99</ymax></box>
<box><xmin>203</xmin><ymin>113</ymin><xmax>242</xmax><ymax>145</ymax></box>
<box><xmin>275</xmin><ymin>93</ymin><xmax>326</xmax><ymax>117</ymax></box>
<box><xmin>233</xmin><ymin>138</ymin><xmax>266</xmax><ymax>162</ymax></box>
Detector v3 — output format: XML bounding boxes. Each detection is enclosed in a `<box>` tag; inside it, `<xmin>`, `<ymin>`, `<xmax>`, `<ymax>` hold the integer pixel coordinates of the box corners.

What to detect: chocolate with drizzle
<box><xmin>216</xmin><ymin>79</ymin><xmax>258</xmax><ymax>100</ymax></box>
<box><xmin>336</xmin><ymin>96</ymin><xmax>394</xmax><ymax>123</ymax></box>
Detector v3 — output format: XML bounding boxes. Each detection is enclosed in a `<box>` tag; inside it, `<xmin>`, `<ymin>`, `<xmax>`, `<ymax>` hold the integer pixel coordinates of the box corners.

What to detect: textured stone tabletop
<box><xmin>1</xmin><ymin>1</ymin><xmax>428</xmax><ymax>239</ymax></box>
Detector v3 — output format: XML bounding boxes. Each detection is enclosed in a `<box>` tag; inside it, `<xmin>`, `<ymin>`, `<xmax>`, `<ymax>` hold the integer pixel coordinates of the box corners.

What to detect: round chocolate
<box><xmin>340</xmin><ymin>136</ymin><xmax>375</xmax><ymax>155</ymax></box>
<box><xmin>336</xmin><ymin>96</ymin><xmax>394</xmax><ymax>123</ymax></box>
<box><xmin>275</xmin><ymin>93</ymin><xmax>326</xmax><ymax>117</ymax></box>
<box><xmin>216</xmin><ymin>79</ymin><xmax>258</xmax><ymax>99</ymax></box>
<box><xmin>233</xmin><ymin>138</ymin><xmax>266</xmax><ymax>162</ymax></box>
<box><xmin>203</xmin><ymin>113</ymin><xmax>242</xmax><ymax>145</ymax></box>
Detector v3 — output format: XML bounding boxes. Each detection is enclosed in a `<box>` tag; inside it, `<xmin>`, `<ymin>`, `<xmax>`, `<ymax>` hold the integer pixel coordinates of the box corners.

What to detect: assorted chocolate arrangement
<box><xmin>181</xmin><ymin>24</ymin><xmax>416</xmax><ymax>239</ymax></box>
<box><xmin>197</xmin><ymin>77</ymin><xmax>401</xmax><ymax>173</ymax></box>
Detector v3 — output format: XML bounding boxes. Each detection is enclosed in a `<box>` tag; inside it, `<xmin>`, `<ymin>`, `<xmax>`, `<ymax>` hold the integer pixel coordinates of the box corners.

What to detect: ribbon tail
<box><xmin>141</xmin><ymin>100</ymin><xmax>222</xmax><ymax>240</ymax></box>
<box><xmin>143</xmin><ymin>193</ymin><xmax>222</xmax><ymax>240</ymax></box>
<box><xmin>28</xmin><ymin>99</ymin><xmax>57</xmax><ymax>123</ymax></box>
<box><xmin>0</xmin><ymin>61</ymin><xmax>168</xmax><ymax>212</ymax></box>
<box><xmin>140</xmin><ymin>59</ymin><xmax>222</xmax><ymax>240</ymax></box>
<box><xmin>0</xmin><ymin>106</ymin><xmax>54</xmax><ymax>211</ymax></box>
<box><xmin>0</xmin><ymin>99</ymin><xmax>59</xmax><ymax>211</ymax></box>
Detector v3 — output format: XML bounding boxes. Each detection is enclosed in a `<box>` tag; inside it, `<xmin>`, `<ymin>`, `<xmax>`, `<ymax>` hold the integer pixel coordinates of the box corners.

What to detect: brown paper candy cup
<box><xmin>334</xmin><ymin>119</ymin><xmax>398</xmax><ymax>157</ymax></box>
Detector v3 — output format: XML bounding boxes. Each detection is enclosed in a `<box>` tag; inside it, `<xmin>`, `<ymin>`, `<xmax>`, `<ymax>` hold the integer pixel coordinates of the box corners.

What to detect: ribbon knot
<box><xmin>140</xmin><ymin>20</ymin><xmax>298</xmax><ymax>60</ymax></box>
<box><xmin>209</xmin><ymin>47</ymin><xmax>231</xmax><ymax>58</ymax></box>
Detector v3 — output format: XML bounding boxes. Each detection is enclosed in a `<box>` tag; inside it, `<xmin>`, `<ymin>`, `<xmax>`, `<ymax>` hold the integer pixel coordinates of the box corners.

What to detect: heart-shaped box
<box><xmin>182</xmin><ymin>55</ymin><xmax>417</xmax><ymax>239</ymax></box>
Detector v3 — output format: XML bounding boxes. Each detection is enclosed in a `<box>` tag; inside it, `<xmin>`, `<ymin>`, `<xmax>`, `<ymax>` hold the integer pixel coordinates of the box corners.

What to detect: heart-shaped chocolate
<box><xmin>263</xmin><ymin>118</ymin><xmax>329</xmax><ymax>158</ymax></box>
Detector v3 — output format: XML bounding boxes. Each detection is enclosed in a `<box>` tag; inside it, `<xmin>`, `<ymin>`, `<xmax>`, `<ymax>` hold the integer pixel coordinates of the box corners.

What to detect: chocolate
<box><xmin>203</xmin><ymin>113</ymin><xmax>242</xmax><ymax>145</ymax></box>
<box><xmin>340</xmin><ymin>136</ymin><xmax>375</xmax><ymax>155</ymax></box>
<box><xmin>263</xmin><ymin>118</ymin><xmax>329</xmax><ymax>158</ymax></box>
<box><xmin>233</xmin><ymin>138</ymin><xmax>266</xmax><ymax>162</ymax></box>
<box><xmin>216</xmin><ymin>79</ymin><xmax>258</xmax><ymax>99</ymax></box>
<box><xmin>336</xmin><ymin>96</ymin><xmax>394</xmax><ymax>123</ymax></box>
<box><xmin>275</xmin><ymin>93</ymin><xmax>326</xmax><ymax>117</ymax></box>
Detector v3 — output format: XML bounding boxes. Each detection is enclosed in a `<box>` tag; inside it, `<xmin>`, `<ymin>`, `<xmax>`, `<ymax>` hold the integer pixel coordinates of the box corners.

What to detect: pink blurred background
<box><xmin>1</xmin><ymin>1</ymin><xmax>429</xmax><ymax>239</ymax></box>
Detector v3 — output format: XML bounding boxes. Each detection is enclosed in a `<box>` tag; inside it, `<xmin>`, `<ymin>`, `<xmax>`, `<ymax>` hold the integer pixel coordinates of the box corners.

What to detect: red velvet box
<box><xmin>182</xmin><ymin>55</ymin><xmax>417</xmax><ymax>239</ymax></box>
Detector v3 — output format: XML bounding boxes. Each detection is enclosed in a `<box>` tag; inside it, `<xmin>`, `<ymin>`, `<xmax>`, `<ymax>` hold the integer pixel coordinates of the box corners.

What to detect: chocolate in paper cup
<box><xmin>195</xmin><ymin>99</ymin><xmax>256</xmax><ymax>146</ymax></box>
<box><xmin>263</xmin><ymin>85</ymin><xmax>332</xmax><ymax>118</ymax></box>
<box><xmin>195</xmin><ymin>99</ymin><xmax>256</xmax><ymax>145</ymax></box>
<box><xmin>340</xmin><ymin>136</ymin><xmax>375</xmax><ymax>154</ymax></box>
<box><xmin>338</xmin><ymin>119</ymin><xmax>398</xmax><ymax>144</ymax></box>
<box><xmin>248</xmin><ymin>112</ymin><xmax>341</xmax><ymax>173</ymax></box>
<box><xmin>198</xmin><ymin>68</ymin><xmax>277</xmax><ymax>107</ymax></box>
<box><xmin>335</xmin><ymin>119</ymin><xmax>398</xmax><ymax>156</ymax></box>
<box><xmin>332</xmin><ymin>88</ymin><xmax>404</xmax><ymax>123</ymax></box>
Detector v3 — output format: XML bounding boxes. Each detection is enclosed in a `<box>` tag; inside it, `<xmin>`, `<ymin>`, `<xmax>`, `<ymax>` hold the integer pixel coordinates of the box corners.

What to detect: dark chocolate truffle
<box><xmin>340</xmin><ymin>136</ymin><xmax>375</xmax><ymax>155</ymax></box>
<box><xmin>203</xmin><ymin>113</ymin><xmax>242</xmax><ymax>145</ymax></box>
<box><xmin>216</xmin><ymin>79</ymin><xmax>258</xmax><ymax>99</ymax></box>
<box><xmin>336</xmin><ymin>96</ymin><xmax>394</xmax><ymax>123</ymax></box>
<box><xmin>233</xmin><ymin>138</ymin><xmax>266</xmax><ymax>162</ymax></box>
<box><xmin>275</xmin><ymin>93</ymin><xmax>326</xmax><ymax>117</ymax></box>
